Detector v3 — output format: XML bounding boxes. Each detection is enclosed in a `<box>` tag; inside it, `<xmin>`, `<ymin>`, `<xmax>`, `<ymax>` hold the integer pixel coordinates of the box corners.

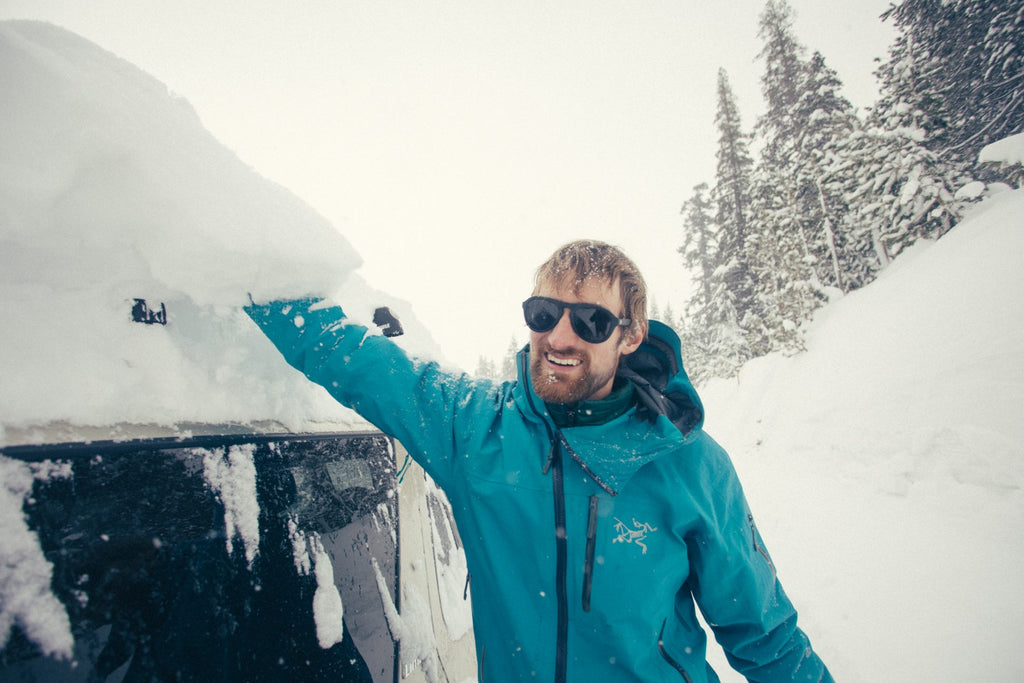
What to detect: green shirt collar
<box><xmin>546</xmin><ymin>378</ymin><xmax>636</xmax><ymax>429</ymax></box>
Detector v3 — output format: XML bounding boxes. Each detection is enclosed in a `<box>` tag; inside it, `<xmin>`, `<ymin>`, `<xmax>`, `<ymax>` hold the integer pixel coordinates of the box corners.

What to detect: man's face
<box><xmin>529</xmin><ymin>276</ymin><xmax>642</xmax><ymax>404</ymax></box>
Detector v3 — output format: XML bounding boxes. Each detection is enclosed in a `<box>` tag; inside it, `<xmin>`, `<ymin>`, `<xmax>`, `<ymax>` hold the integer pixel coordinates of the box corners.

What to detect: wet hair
<box><xmin>532</xmin><ymin>239</ymin><xmax>648</xmax><ymax>339</ymax></box>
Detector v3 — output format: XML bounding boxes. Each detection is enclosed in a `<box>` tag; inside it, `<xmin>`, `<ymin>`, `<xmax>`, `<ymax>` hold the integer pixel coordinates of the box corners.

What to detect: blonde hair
<box><xmin>532</xmin><ymin>239</ymin><xmax>648</xmax><ymax>339</ymax></box>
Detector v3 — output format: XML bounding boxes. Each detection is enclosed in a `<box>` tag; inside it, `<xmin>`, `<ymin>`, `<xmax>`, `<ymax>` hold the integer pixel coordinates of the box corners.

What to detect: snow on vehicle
<box><xmin>0</xmin><ymin>21</ymin><xmax>474</xmax><ymax>682</ymax></box>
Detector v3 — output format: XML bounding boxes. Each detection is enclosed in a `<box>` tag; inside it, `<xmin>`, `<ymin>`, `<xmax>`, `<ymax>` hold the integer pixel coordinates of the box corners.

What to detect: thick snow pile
<box><xmin>0</xmin><ymin>21</ymin><xmax>438</xmax><ymax>444</ymax></box>
<box><xmin>700</xmin><ymin>169</ymin><xmax>1024</xmax><ymax>678</ymax></box>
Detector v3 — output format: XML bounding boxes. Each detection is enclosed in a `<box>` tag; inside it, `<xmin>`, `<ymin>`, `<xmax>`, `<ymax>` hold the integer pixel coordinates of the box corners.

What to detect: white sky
<box><xmin>0</xmin><ymin>0</ymin><xmax>896</xmax><ymax>371</ymax></box>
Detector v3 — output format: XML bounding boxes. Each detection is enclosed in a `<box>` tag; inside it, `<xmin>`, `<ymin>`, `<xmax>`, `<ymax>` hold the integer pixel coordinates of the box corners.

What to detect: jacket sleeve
<box><xmin>244</xmin><ymin>297</ymin><xmax>481</xmax><ymax>490</ymax></box>
<box><xmin>682</xmin><ymin>440</ymin><xmax>833</xmax><ymax>682</ymax></box>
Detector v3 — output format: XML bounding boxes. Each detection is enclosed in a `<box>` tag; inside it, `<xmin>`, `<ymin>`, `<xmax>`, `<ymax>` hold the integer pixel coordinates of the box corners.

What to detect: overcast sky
<box><xmin>0</xmin><ymin>0</ymin><xmax>896</xmax><ymax>370</ymax></box>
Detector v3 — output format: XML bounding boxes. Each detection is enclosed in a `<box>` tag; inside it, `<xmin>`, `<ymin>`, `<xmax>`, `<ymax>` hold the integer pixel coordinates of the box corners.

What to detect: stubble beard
<box><xmin>529</xmin><ymin>344</ymin><xmax>615</xmax><ymax>405</ymax></box>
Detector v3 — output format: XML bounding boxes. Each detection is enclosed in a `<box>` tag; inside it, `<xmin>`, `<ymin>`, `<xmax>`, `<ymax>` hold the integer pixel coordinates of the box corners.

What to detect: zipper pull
<box><xmin>542</xmin><ymin>441</ymin><xmax>557</xmax><ymax>475</ymax></box>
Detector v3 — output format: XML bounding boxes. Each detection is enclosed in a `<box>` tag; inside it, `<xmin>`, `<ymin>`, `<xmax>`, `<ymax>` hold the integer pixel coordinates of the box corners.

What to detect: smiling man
<box><xmin>246</xmin><ymin>240</ymin><xmax>833</xmax><ymax>682</ymax></box>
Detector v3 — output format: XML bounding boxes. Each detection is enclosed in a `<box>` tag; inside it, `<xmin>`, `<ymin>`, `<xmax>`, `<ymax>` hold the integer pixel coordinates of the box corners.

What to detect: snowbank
<box><xmin>699</xmin><ymin>183</ymin><xmax>1024</xmax><ymax>681</ymax></box>
<box><xmin>0</xmin><ymin>21</ymin><xmax>440</xmax><ymax>445</ymax></box>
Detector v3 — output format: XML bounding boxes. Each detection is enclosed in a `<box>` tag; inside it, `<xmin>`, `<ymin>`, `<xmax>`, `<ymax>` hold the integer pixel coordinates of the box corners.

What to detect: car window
<box><xmin>1</xmin><ymin>432</ymin><xmax>399</xmax><ymax>682</ymax></box>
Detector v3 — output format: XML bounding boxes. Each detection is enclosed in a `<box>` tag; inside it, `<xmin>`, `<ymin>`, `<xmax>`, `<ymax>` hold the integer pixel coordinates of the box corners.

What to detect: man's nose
<box><xmin>546</xmin><ymin>308</ymin><xmax>579</xmax><ymax>346</ymax></box>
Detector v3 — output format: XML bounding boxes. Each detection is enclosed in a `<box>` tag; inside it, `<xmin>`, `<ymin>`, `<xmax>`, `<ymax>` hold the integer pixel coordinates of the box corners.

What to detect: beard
<box><xmin>529</xmin><ymin>343</ymin><xmax>618</xmax><ymax>405</ymax></box>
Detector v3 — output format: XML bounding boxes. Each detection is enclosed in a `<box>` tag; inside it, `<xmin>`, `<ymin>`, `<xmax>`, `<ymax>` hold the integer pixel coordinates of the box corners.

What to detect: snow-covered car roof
<box><xmin>0</xmin><ymin>21</ymin><xmax>439</xmax><ymax>446</ymax></box>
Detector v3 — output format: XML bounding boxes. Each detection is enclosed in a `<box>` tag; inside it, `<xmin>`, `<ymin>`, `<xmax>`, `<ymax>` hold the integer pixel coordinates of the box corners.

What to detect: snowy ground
<box><xmin>2</xmin><ymin>19</ymin><xmax>1022</xmax><ymax>682</ymax></box>
<box><xmin>698</xmin><ymin>182</ymin><xmax>1024</xmax><ymax>681</ymax></box>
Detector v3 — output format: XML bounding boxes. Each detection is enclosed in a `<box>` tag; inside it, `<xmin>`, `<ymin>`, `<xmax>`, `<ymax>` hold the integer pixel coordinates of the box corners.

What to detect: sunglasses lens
<box><xmin>524</xmin><ymin>297</ymin><xmax>623</xmax><ymax>343</ymax></box>
<box><xmin>523</xmin><ymin>298</ymin><xmax>562</xmax><ymax>332</ymax></box>
<box><xmin>572</xmin><ymin>307</ymin><xmax>615</xmax><ymax>343</ymax></box>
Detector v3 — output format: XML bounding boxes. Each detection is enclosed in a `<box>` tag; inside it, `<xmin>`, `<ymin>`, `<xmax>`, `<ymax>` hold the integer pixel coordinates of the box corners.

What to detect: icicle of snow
<box><xmin>288</xmin><ymin>522</ymin><xmax>344</xmax><ymax>650</ymax></box>
<box><xmin>0</xmin><ymin>456</ymin><xmax>74</xmax><ymax>659</ymax></box>
<box><xmin>199</xmin><ymin>444</ymin><xmax>260</xmax><ymax>567</ymax></box>
<box><xmin>287</xmin><ymin>514</ymin><xmax>312</xmax><ymax>576</ymax></box>
<box><xmin>309</xmin><ymin>534</ymin><xmax>345</xmax><ymax>649</ymax></box>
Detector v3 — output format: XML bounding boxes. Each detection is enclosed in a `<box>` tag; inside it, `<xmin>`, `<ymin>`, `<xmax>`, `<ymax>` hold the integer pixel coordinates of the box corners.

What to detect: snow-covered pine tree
<box><xmin>840</xmin><ymin>104</ymin><xmax>967</xmax><ymax>262</ymax></box>
<box><xmin>500</xmin><ymin>337</ymin><xmax>520</xmax><ymax>381</ymax></box>
<box><xmin>746</xmin><ymin>165</ymin><xmax>826</xmax><ymax>354</ymax></box>
<box><xmin>475</xmin><ymin>356</ymin><xmax>498</xmax><ymax>380</ymax></box>
<box><xmin>758</xmin><ymin>0</ymin><xmax>871</xmax><ymax>294</ymax></box>
<box><xmin>712</xmin><ymin>68</ymin><xmax>769</xmax><ymax>357</ymax></box>
<box><xmin>881</xmin><ymin>0</ymin><xmax>1024</xmax><ymax>170</ymax></box>
<box><xmin>750</xmin><ymin>0</ymin><xmax>837</xmax><ymax>350</ymax></box>
<box><xmin>649</xmin><ymin>297</ymin><xmax>662</xmax><ymax>323</ymax></box>
<box><xmin>843</xmin><ymin>0</ymin><xmax>998</xmax><ymax>261</ymax></box>
<box><xmin>661</xmin><ymin>301</ymin><xmax>678</xmax><ymax>333</ymax></box>
<box><xmin>678</xmin><ymin>183</ymin><xmax>748</xmax><ymax>382</ymax></box>
<box><xmin>792</xmin><ymin>51</ymin><xmax>878</xmax><ymax>292</ymax></box>
<box><xmin>755</xmin><ymin>0</ymin><xmax>806</xmax><ymax>173</ymax></box>
<box><xmin>679</xmin><ymin>183</ymin><xmax>717</xmax><ymax>322</ymax></box>
<box><xmin>976</xmin><ymin>3</ymin><xmax>1024</xmax><ymax>163</ymax></box>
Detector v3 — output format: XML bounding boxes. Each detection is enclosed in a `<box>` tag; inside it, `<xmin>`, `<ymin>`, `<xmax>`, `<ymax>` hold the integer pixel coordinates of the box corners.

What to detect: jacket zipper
<box><xmin>748</xmin><ymin>513</ymin><xmax>777</xmax><ymax>581</ymax></box>
<box><xmin>657</xmin><ymin>620</ymin><xmax>695</xmax><ymax>683</ymax></box>
<box><xmin>582</xmin><ymin>495</ymin><xmax>599</xmax><ymax>612</ymax></box>
<box><xmin>551</xmin><ymin>439</ymin><xmax>569</xmax><ymax>683</ymax></box>
<box><xmin>516</xmin><ymin>350</ymin><xmax>572</xmax><ymax>683</ymax></box>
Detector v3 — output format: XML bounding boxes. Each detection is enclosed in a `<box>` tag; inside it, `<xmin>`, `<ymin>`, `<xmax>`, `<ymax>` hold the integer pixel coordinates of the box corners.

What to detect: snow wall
<box><xmin>0</xmin><ymin>20</ymin><xmax>444</xmax><ymax>445</ymax></box>
<box><xmin>0</xmin><ymin>20</ymin><xmax>475</xmax><ymax>681</ymax></box>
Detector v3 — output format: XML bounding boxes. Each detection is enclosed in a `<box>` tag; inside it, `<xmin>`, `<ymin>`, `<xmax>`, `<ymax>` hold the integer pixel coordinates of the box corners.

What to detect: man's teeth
<box><xmin>547</xmin><ymin>353</ymin><xmax>581</xmax><ymax>367</ymax></box>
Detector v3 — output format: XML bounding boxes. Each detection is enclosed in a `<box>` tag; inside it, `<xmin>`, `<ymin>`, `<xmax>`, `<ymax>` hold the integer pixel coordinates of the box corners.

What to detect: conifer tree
<box><xmin>757</xmin><ymin>1</ymin><xmax>870</xmax><ymax>296</ymax></box>
<box><xmin>880</xmin><ymin>0</ymin><xmax>1024</xmax><ymax>167</ymax></box>
<box><xmin>746</xmin><ymin>167</ymin><xmax>826</xmax><ymax>354</ymax></box>
<box><xmin>678</xmin><ymin>183</ymin><xmax>749</xmax><ymax>381</ymax></box>
<box><xmin>474</xmin><ymin>356</ymin><xmax>497</xmax><ymax>380</ymax></box>
<box><xmin>500</xmin><ymin>337</ymin><xmax>520</xmax><ymax>381</ymax></box>
<box><xmin>679</xmin><ymin>183</ymin><xmax>716</xmax><ymax>316</ymax></box>
<box><xmin>843</xmin><ymin>0</ymin><xmax>1003</xmax><ymax>259</ymax></box>
<box><xmin>662</xmin><ymin>302</ymin><xmax>678</xmax><ymax>332</ymax></box>
<box><xmin>756</xmin><ymin>0</ymin><xmax>807</xmax><ymax>171</ymax></box>
<box><xmin>793</xmin><ymin>51</ymin><xmax>874</xmax><ymax>292</ymax></box>
<box><xmin>750</xmin><ymin>0</ymin><xmax>838</xmax><ymax>349</ymax></box>
<box><xmin>841</xmin><ymin>106</ymin><xmax>968</xmax><ymax>261</ymax></box>
<box><xmin>712</xmin><ymin>68</ymin><xmax>767</xmax><ymax>355</ymax></box>
<box><xmin>649</xmin><ymin>297</ymin><xmax>662</xmax><ymax>323</ymax></box>
<box><xmin>677</xmin><ymin>183</ymin><xmax>717</xmax><ymax>382</ymax></box>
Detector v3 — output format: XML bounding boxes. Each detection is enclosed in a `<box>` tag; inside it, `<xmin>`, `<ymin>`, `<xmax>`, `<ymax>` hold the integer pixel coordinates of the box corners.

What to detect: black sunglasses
<box><xmin>522</xmin><ymin>296</ymin><xmax>631</xmax><ymax>344</ymax></box>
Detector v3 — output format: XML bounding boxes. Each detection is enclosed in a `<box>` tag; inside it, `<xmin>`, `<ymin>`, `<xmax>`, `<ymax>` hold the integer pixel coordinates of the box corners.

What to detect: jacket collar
<box><xmin>513</xmin><ymin>321</ymin><xmax>705</xmax><ymax>496</ymax></box>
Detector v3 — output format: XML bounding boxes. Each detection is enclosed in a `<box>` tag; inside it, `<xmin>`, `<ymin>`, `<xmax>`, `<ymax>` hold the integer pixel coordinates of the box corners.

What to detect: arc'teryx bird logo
<box><xmin>612</xmin><ymin>517</ymin><xmax>658</xmax><ymax>554</ymax></box>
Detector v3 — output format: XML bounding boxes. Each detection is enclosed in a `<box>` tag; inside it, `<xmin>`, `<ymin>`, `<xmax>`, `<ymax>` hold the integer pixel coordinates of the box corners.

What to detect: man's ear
<box><xmin>619</xmin><ymin>323</ymin><xmax>646</xmax><ymax>356</ymax></box>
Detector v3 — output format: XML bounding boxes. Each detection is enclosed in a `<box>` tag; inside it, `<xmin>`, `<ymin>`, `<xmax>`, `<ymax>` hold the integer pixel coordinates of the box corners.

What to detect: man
<box><xmin>246</xmin><ymin>240</ymin><xmax>833</xmax><ymax>682</ymax></box>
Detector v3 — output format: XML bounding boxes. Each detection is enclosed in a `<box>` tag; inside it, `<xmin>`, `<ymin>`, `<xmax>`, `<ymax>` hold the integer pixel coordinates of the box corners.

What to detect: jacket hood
<box><xmin>513</xmin><ymin>320</ymin><xmax>705</xmax><ymax>495</ymax></box>
<box><xmin>617</xmin><ymin>320</ymin><xmax>704</xmax><ymax>437</ymax></box>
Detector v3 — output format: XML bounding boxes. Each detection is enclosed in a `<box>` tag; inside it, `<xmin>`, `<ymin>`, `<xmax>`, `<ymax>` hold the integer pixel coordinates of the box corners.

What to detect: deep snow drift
<box><xmin>1</xmin><ymin>19</ymin><xmax>1023</xmax><ymax>683</ymax></box>
<box><xmin>699</xmin><ymin>178</ymin><xmax>1024</xmax><ymax>681</ymax></box>
<box><xmin>0</xmin><ymin>20</ymin><xmax>441</xmax><ymax>446</ymax></box>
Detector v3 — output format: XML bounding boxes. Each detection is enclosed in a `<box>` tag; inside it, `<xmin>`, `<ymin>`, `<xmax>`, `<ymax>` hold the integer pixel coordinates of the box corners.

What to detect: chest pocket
<box><xmin>580</xmin><ymin>495</ymin><xmax>687</xmax><ymax>616</ymax></box>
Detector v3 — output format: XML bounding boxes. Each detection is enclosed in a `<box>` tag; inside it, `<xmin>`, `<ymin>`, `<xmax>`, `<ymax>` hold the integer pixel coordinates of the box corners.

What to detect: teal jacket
<box><xmin>246</xmin><ymin>299</ymin><xmax>832</xmax><ymax>683</ymax></box>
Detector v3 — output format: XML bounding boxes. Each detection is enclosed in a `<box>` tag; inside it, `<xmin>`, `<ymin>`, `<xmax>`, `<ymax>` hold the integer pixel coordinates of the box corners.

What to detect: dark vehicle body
<box><xmin>0</xmin><ymin>430</ymin><xmax>456</xmax><ymax>682</ymax></box>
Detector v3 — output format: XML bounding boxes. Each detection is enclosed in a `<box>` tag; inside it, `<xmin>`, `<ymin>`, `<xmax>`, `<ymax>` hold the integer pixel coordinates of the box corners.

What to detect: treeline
<box><xmin>678</xmin><ymin>0</ymin><xmax>1022</xmax><ymax>384</ymax></box>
